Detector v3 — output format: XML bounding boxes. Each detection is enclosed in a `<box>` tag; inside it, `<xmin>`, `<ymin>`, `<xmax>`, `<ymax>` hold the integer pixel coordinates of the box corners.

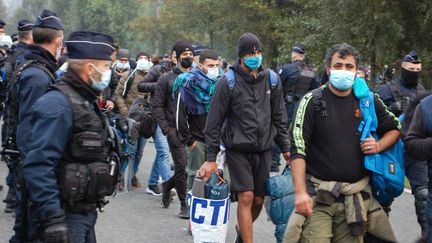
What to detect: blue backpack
<box><xmin>358</xmin><ymin>91</ymin><xmax>405</xmax><ymax>204</ymax></box>
<box><xmin>224</xmin><ymin>68</ymin><xmax>279</xmax><ymax>91</ymax></box>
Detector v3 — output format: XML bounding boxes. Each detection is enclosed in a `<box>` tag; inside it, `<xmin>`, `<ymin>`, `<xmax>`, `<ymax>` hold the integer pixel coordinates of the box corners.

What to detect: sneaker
<box><xmin>161</xmin><ymin>182</ymin><xmax>171</xmax><ymax>208</ymax></box>
<box><xmin>146</xmin><ymin>185</ymin><xmax>162</xmax><ymax>196</ymax></box>
<box><xmin>178</xmin><ymin>205</ymin><xmax>190</xmax><ymax>219</ymax></box>
<box><xmin>131</xmin><ymin>176</ymin><xmax>142</xmax><ymax>188</ymax></box>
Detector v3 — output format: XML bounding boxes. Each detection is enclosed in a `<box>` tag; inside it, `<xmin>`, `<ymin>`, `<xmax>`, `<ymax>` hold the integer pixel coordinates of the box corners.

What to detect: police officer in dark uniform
<box><xmin>15</xmin><ymin>10</ymin><xmax>64</xmax><ymax>158</ymax></box>
<box><xmin>377</xmin><ymin>51</ymin><xmax>428</xmax><ymax>239</ymax></box>
<box><xmin>378</xmin><ymin>51</ymin><xmax>426</xmax><ymax>117</ymax></box>
<box><xmin>10</xmin><ymin>19</ymin><xmax>34</xmax><ymax>65</ymax></box>
<box><xmin>23</xmin><ymin>31</ymin><xmax>118</xmax><ymax>243</ymax></box>
<box><xmin>279</xmin><ymin>44</ymin><xmax>320</xmax><ymax>124</ymax></box>
<box><xmin>9</xmin><ymin>10</ymin><xmax>64</xmax><ymax>243</ymax></box>
<box><xmin>2</xmin><ymin>19</ymin><xmax>34</xmax><ymax>215</ymax></box>
<box><xmin>271</xmin><ymin>44</ymin><xmax>319</xmax><ymax>172</ymax></box>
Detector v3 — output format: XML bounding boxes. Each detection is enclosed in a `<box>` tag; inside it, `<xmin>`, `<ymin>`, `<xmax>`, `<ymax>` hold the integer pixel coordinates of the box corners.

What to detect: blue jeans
<box><xmin>66</xmin><ymin>211</ymin><xmax>97</xmax><ymax>243</ymax></box>
<box><xmin>139</xmin><ymin>126</ymin><xmax>171</xmax><ymax>186</ymax></box>
<box><xmin>272</xmin><ymin>144</ymin><xmax>281</xmax><ymax>162</ymax></box>
<box><xmin>132</xmin><ymin>137</ymin><xmax>146</xmax><ymax>176</ymax></box>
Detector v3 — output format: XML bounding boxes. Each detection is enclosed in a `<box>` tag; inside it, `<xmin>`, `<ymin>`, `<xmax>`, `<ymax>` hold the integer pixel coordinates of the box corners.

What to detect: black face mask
<box><xmin>180</xmin><ymin>57</ymin><xmax>193</xmax><ymax>69</ymax></box>
<box><xmin>401</xmin><ymin>68</ymin><xmax>420</xmax><ymax>87</ymax></box>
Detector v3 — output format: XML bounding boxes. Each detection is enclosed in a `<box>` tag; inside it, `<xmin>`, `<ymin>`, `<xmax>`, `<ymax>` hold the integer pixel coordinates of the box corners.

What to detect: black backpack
<box><xmin>127</xmin><ymin>98</ymin><xmax>157</xmax><ymax>139</ymax></box>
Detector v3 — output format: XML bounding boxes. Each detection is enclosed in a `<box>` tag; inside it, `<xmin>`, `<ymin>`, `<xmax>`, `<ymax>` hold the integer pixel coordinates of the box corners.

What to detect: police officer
<box><xmin>271</xmin><ymin>44</ymin><xmax>319</xmax><ymax>172</ymax></box>
<box><xmin>377</xmin><ymin>51</ymin><xmax>428</xmax><ymax>239</ymax></box>
<box><xmin>3</xmin><ymin>19</ymin><xmax>34</xmax><ymax>145</ymax></box>
<box><xmin>405</xmin><ymin>93</ymin><xmax>432</xmax><ymax>243</ymax></box>
<box><xmin>2</xmin><ymin>19</ymin><xmax>34</xmax><ymax>214</ymax></box>
<box><xmin>378</xmin><ymin>50</ymin><xmax>426</xmax><ymax>117</ymax></box>
<box><xmin>23</xmin><ymin>31</ymin><xmax>118</xmax><ymax>243</ymax></box>
<box><xmin>9</xmin><ymin>10</ymin><xmax>64</xmax><ymax>243</ymax></box>
<box><xmin>279</xmin><ymin>44</ymin><xmax>320</xmax><ymax>124</ymax></box>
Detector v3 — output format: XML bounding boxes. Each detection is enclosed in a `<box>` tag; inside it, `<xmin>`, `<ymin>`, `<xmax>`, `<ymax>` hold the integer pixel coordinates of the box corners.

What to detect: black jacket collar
<box><xmin>24</xmin><ymin>44</ymin><xmax>58</xmax><ymax>74</ymax></box>
<box><xmin>61</xmin><ymin>69</ymin><xmax>99</xmax><ymax>103</ymax></box>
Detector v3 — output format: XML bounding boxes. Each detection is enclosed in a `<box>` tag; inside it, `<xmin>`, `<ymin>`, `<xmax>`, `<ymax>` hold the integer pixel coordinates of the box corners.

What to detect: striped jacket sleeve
<box><xmin>374</xmin><ymin>93</ymin><xmax>401</xmax><ymax>136</ymax></box>
<box><xmin>290</xmin><ymin>92</ymin><xmax>315</xmax><ymax>160</ymax></box>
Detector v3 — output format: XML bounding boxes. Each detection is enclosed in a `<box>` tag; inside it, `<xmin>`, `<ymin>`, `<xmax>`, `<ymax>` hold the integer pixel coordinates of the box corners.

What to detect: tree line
<box><xmin>3</xmin><ymin>0</ymin><xmax>432</xmax><ymax>88</ymax></box>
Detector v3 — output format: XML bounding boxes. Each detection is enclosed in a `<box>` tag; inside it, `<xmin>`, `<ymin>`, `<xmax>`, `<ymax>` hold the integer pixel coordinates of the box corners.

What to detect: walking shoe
<box><xmin>131</xmin><ymin>176</ymin><xmax>142</xmax><ymax>188</ymax></box>
<box><xmin>146</xmin><ymin>185</ymin><xmax>162</xmax><ymax>196</ymax></box>
<box><xmin>161</xmin><ymin>182</ymin><xmax>171</xmax><ymax>208</ymax></box>
<box><xmin>178</xmin><ymin>205</ymin><xmax>190</xmax><ymax>219</ymax></box>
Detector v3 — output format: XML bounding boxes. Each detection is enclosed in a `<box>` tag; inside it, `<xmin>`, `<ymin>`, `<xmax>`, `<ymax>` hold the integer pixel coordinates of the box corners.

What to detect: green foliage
<box><xmin>4</xmin><ymin>0</ymin><xmax>431</xmax><ymax>86</ymax></box>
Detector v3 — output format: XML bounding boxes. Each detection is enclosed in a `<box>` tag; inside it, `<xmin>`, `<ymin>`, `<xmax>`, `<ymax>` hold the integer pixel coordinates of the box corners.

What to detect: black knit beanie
<box><xmin>173</xmin><ymin>40</ymin><xmax>193</xmax><ymax>59</ymax></box>
<box><xmin>238</xmin><ymin>33</ymin><xmax>262</xmax><ymax>58</ymax></box>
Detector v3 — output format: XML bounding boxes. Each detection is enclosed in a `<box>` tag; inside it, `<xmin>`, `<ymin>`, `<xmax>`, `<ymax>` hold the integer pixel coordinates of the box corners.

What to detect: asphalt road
<box><xmin>0</xmin><ymin>141</ymin><xmax>423</xmax><ymax>243</ymax></box>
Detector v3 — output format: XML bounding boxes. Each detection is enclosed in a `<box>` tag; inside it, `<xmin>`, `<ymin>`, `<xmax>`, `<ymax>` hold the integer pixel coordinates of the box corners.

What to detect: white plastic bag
<box><xmin>188</xmin><ymin>192</ymin><xmax>230</xmax><ymax>243</ymax></box>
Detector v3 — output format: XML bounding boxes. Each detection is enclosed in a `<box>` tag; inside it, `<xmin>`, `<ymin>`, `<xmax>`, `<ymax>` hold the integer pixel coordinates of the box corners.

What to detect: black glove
<box><xmin>389</xmin><ymin>101</ymin><xmax>402</xmax><ymax>116</ymax></box>
<box><xmin>42</xmin><ymin>209</ymin><xmax>69</xmax><ymax>243</ymax></box>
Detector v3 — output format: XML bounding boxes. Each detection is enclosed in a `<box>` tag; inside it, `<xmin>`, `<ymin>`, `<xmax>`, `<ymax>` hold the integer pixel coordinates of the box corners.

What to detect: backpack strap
<box><xmin>225</xmin><ymin>69</ymin><xmax>236</xmax><ymax>91</ymax></box>
<box><xmin>267</xmin><ymin>68</ymin><xmax>278</xmax><ymax>90</ymax></box>
<box><xmin>311</xmin><ymin>86</ymin><xmax>327</xmax><ymax>118</ymax></box>
<box><xmin>122</xmin><ymin>70</ymin><xmax>136</xmax><ymax>98</ymax></box>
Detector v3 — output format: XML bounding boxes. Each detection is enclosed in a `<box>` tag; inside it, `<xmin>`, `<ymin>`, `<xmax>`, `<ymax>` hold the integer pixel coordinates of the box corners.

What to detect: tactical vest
<box><xmin>285</xmin><ymin>63</ymin><xmax>316</xmax><ymax>102</ymax></box>
<box><xmin>54</xmin><ymin>82</ymin><xmax>111</xmax><ymax>164</ymax></box>
<box><xmin>388</xmin><ymin>79</ymin><xmax>425</xmax><ymax>114</ymax></box>
<box><xmin>420</xmin><ymin>96</ymin><xmax>432</xmax><ymax>137</ymax></box>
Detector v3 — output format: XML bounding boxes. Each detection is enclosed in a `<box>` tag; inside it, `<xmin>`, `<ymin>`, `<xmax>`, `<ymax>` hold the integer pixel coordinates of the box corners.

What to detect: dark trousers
<box><xmin>66</xmin><ymin>211</ymin><xmax>98</xmax><ymax>243</ymax></box>
<box><xmin>426</xmin><ymin>161</ymin><xmax>432</xmax><ymax>242</ymax></box>
<box><xmin>165</xmin><ymin>128</ymin><xmax>187</xmax><ymax>205</ymax></box>
<box><xmin>406</xmin><ymin>158</ymin><xmax>428</xmax><ymax>193</ymax></box>
<box><xmin>9</xmin><ymin>165</ymin><xmax>39</xmax><ymax>243</ymax></box>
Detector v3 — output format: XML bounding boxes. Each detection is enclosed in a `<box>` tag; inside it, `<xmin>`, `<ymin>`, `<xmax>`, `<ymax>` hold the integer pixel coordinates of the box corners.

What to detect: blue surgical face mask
<box><xmin>243</xmin><ymin>55</ymin><xmax>262</xmax><ymax>70</ymax></box>
<box><xmin>90</xmin><ymin>64</ymin><xmax>112</xmax><ymax>91</ymax></box>
<box><xmin>329</xmin><ymin>69</ymin><xmax>356</xmax><ymax>91</ymax></box>
<box><xmin>116</xmin><ymin>61</ymin><xmax>130</xmax><ymax>70</ymax></box>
